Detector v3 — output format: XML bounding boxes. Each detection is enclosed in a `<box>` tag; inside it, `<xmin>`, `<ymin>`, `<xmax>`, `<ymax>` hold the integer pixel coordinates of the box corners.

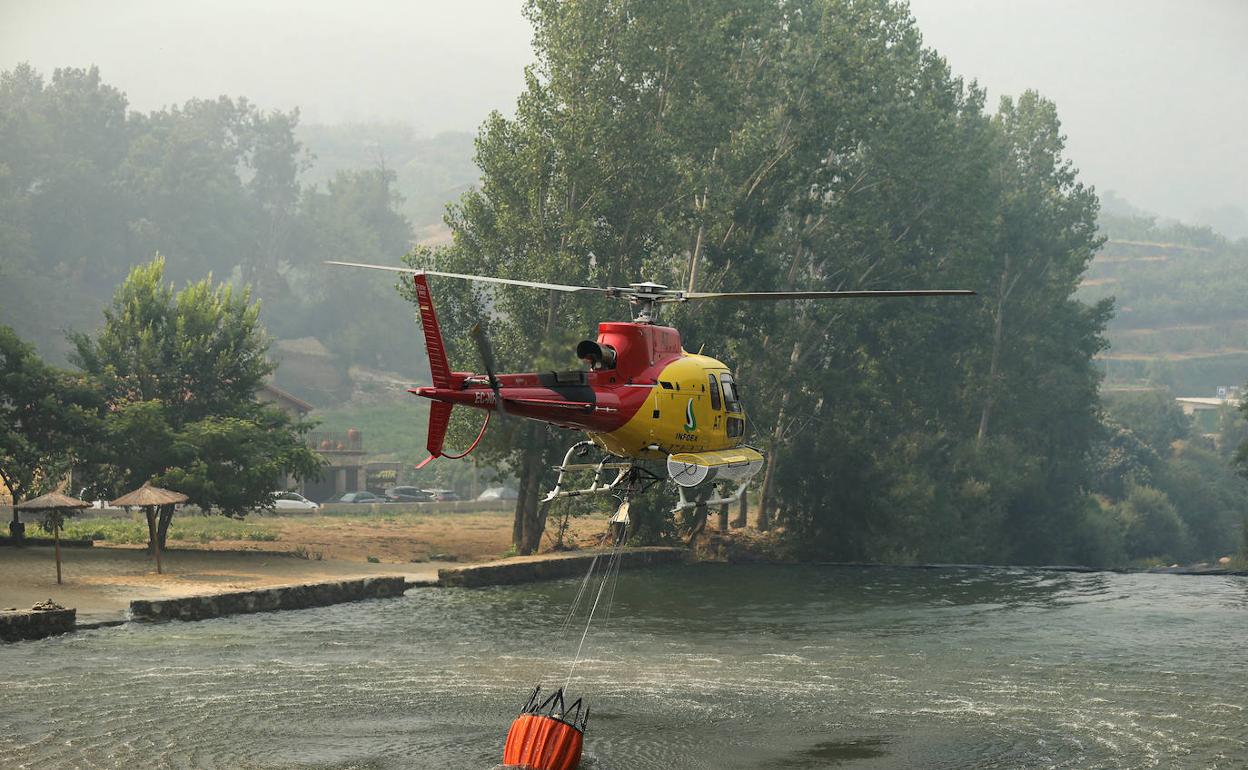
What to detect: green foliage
<box><xmin>60</xmin><ymin>514</ymin><xmax>280</xmax><ymax>544</ymax></box>
<box><xmin>296</xmin><ymin>124</ymin><xmax>478</xmax><ymax>228</ymax></box>
<box><xmin>1089</xmin><ymin>388</ymin><xmax>1248</xmax><ymax>562</ymax></box>
<box><xmin>1091</xmin><ymin>419</ymin><xmax>1158</xmax><ymax>500</ymax></box>
<box><xmin>72</xmin><ymin>259</ymin><xmax>321</xmax><ymax>537</ymax></box>
<box><xmin>1079</xmin><ymin>205</ymin><xmax>1248</xmax><ymax>393</ymax></box>
<box><xmin>1215</xmin><ymin>404</ymin><xmax>1248</xmax><ymax>461</ymax></box>
<box><xmin>0</xmin><ymin>324</ymin><xmax>103</xmax><ymax>504</ymax></box>
<box><xmin>0</xmin><ymin>63</ymin><xmax>417</xmax><ymax>387</ymax></box>
<box><xmin>1069</xmin><ymin>497</ymin><xmax>1125</xmax><ymax>568</ymax></box>
<box><xmin>70</xmin><ymin>255</ymin><xmax>272</xmax><ymax>422</ymax></box>
<box><xmin>1103</xmin><ymin>390</ymin><xmax>1190</xmax><ymax>453</ymax></box>
<box><xmin>1117</xmin><ymin>484</ymin><xmax>1188</xmax><ymax>563</ymax></box>
<box><xmin>396</xmin><ymin>0</ymin><xmax>1111</xmax><ymax>562</ymax></box>
<box><xmin>1236</xmin><ymin>396</ymin><xmax>1248</xmax><ymax>476</ymax></box>
<box><xmin>1155</xmin><ymin>445</ymin><xmax>1246</xmax><ymax>559</ymax></box>
<box><xmin>160</xmin><ymin>414</ymin><xmax>323</xmax><ymax>519</ymax></box>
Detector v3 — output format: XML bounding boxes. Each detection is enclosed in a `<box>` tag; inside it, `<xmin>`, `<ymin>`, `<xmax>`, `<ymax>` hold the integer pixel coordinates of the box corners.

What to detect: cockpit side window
<box><xmin>720</xmin><ymin>373</ymin><xmax>741</xmax><ymax>413</ymax></box>
<box><xmin>707</xmin><ymin>373</ymin><xmax>722</xmax><ymax>410</ymax></box>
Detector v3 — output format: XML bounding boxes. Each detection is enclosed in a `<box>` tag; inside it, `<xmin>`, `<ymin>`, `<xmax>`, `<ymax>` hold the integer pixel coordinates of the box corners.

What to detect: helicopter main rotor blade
<box><xmin>325</xmin><ymin>261</ymin><xmax>611</xmax><ymax>295</ymax></box>
<box><xmin>672</xmin><ymin>289</ymin><xmax>976</xmax><ymax>302</ymax></box>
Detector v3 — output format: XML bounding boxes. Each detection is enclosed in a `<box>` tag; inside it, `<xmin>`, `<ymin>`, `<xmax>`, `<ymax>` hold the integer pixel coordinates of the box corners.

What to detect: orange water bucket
<box><xmin>502</xmin><ymin>687</ymin><xmax>587</xmax><ymax>770</ymax></box>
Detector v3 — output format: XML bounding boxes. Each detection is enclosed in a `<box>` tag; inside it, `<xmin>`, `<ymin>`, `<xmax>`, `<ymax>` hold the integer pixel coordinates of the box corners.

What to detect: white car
<box><xmin>477</xmin><ymin>486</ymin><xmax>519</xmax><ymax>501</ymax></box>
<box><xmin>272</xmin><ymin>491</ymin><xmax>319</xmax><ymax>511</ymax></box>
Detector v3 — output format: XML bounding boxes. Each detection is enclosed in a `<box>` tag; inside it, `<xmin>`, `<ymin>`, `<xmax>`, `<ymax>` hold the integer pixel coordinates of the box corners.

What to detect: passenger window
<box><xmin>720</xmin><ymin>373</ymin><xmax>741</xmax><ymax>413</ymax></box>
<box><xmin>726</xmin><ymin>416</ymin><xmax>745</xmax><ymax>438</ymax></box>
<box><xmin>707</xmin><ymin>374</ymin><xmax>722</xmax><ymax>410</ymax></box>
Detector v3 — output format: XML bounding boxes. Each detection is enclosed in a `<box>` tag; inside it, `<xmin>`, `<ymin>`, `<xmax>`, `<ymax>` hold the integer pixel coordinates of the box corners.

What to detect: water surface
<box><xmin>2</xmin><ymin>565</ymin><xmax>1245</xmax><ymax>768</ymax></box>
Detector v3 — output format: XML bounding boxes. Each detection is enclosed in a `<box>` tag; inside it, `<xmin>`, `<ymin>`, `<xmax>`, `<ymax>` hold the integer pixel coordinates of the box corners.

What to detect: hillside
<box><xmin>1078</xmin><ymin>212</ymin><xmax>1248</xmax><ymax>395</ymax></box>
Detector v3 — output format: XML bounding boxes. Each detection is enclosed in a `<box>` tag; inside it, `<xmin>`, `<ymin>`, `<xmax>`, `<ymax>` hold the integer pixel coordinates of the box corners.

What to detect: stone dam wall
<box><xmin>438</xmin><ymin>546</ymin><xmax>688</xmax><ymax>587</ymax></box>
<box><xmin>129</xmin><ymin>576</ymin><xmax>409</xmax><ymax>622</ymax></box>
<box><xmin>1</xmin><ymin>608</ymin><xmax>76</xmax><ymax>642</ymax></box>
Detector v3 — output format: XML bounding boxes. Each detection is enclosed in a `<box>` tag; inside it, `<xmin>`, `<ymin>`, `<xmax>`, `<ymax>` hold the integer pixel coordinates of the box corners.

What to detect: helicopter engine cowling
<box><xmin>666</xmin><ymin>447</ymin><xmax>765</xmax><ymax>488</ymax></box>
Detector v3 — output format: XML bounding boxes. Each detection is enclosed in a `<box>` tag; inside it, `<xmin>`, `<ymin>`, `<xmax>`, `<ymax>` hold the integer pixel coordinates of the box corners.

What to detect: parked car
<box><xmin>476</xmin><ymin>486</ymin><xmax>519</xmax><ymax>501</ymax></box>
<box><xmin>78</xmin><ymin>488</ymin><xmax>118</xmax><ymax>510</ymax></box>
<box><xmin>272</xmin><ymin>491</ymin><xmax>319</xmax><ymax>511</ymax></box>
<box><xmin>385</xmin><ymin>486</ymin><xmax>433</xmax><ymax>503</ymax></box>
<box><xmin>332</xmin><ymin>491</ymin><xmax>386</xmax><ymax>504</ymax></box>
<box><xmin>423</xmin><ymin>489</ymin><xmax>461</xmax><ymax>502</ymax></box>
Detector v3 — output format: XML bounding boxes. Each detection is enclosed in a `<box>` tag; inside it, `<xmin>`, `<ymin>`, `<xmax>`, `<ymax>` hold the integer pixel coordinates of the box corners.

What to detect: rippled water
<box><xmin>2</xmin><ymin>565</ymin><xmax>1246</xmax><ymax>769</ymax></box>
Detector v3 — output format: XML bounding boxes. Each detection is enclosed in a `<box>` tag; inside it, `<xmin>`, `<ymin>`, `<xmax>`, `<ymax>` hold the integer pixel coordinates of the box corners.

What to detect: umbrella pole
<box><xmin>154</xmin><ymin>507</ymin><xmax>163</xmax><ymax>575</ymax></box>
<box><xmin>54</xmin><ymin>514</ymin><xmax>62</xmax><ymax>585</ymax></box>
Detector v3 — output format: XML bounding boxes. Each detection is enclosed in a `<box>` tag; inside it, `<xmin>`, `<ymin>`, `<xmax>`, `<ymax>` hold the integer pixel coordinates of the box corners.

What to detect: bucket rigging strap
<box><xmin>561</xmin><ymin>522</ymin><xmax>629</xmax><ymax>690</ymax></box>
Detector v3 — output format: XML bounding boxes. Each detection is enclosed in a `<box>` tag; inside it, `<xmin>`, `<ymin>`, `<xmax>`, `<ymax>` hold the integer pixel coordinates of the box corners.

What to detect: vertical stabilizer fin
<box><xmin>413</xmin><ymin>273</ymin><xmax>452</xmax><ymax>389</ymax></box>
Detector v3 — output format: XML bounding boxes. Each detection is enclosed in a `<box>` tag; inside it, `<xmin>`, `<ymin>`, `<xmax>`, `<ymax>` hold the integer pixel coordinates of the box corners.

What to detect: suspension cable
<box><xmin>564</xmin><ymin>523</ymin><xmax>628</xmax><ymax>690</ymax></box>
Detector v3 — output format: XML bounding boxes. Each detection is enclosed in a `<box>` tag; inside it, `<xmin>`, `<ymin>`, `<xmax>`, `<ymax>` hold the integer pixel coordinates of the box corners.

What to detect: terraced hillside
<box><xmin>1079</xmin><ymin>216</ymin><xmax>1248</xmax><ymax>394</ymax></box>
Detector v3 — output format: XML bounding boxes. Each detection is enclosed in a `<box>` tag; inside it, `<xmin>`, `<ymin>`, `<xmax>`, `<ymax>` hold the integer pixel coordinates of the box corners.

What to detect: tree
<box><xmin>407</xmin><ymin>0</ymin><xmax>1110</xmax><ymax>563</ymax></box>
<box><xmin>0</xmin><ymin>63</ymin><xmax>421</xmax><ymax>384</ymax></box>
<box><xmin>72</xmin><ymin>258</ymin><xmax>321</xmax><ymax>549</ymax></box>
<box><xmin>1091</xmin><ymin>419</ymin><xmax>1158</xmax><ymax>500</ymax></box>
<box><xmin>1235</xmin><ymin>394</ymin><xmax>1248</xmax><ymax>476</ymax></box>
<box><xmin>1155</xmin><ymin>445</ymin><xmax>1246</xmax><ymax>559</ymax></box>
<box><xmin>1104</xmin><ymin>390</ymin><xmax>1190</xmax><ymax>455</ymax></box>
<box><xmin>1118</xmin><ymin>483</ymin><xmax>1188</xmax><ymax>562</ymax></box>
<box><xmin>0</xmin><ymin>325</ymin><xmax>102</xmax><ymax>538</ymax></box>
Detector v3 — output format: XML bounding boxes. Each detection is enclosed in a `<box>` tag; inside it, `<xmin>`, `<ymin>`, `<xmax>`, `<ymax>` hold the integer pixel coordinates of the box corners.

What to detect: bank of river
<box><xmin>2</xmin><ymin>564</ymin><xmax>1245</xmax><ymax>768</ymax></box>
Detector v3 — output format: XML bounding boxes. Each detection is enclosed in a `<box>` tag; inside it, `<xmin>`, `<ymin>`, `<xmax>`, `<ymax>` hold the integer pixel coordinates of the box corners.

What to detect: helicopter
<box><xmin>328</xmin><ymin>261</ymin><xmax>973</xmax><ymax>522</ymax></box>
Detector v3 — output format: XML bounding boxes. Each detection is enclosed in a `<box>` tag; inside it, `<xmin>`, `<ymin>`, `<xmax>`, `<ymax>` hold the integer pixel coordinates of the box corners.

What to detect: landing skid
<box><xmin>541</xmin><ymin>440</ymin><xmax>755</xmax><ymax>521</ymax></box>
<box><xmin>671</xmin><ymin>478</ymin><xmax>750</xmax><ymax>513</ymax></box>
<box><xmin>541</xmin><ymin>441</ymin><xmax>635</xmax><ymax>502</ymax></box>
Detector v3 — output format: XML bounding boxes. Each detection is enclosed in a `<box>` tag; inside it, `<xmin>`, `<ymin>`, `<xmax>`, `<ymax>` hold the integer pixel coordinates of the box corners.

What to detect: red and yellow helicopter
<box><xmin>329</xmin><ymin>261</ymin><xmax>972</xmax><ymax>522</ymax></box>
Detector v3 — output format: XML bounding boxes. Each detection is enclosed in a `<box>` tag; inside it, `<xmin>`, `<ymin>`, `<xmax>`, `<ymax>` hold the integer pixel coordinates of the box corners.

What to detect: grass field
<box><xmin>53</xmin><ymin>507</ymin><xmax>610</xmax><ymax>563</ymax></box>
<box><xmin>60</xmin><ymin>515</ymin><xmax>279</xmax><ymax>544</ymax></box>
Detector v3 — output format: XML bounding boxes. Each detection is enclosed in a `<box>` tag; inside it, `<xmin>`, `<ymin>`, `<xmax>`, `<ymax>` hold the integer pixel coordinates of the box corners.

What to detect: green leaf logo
<box><xmin>684</xmin><ymin>399</ymin><xmax>697</xmax><ymax>431</ymax></box>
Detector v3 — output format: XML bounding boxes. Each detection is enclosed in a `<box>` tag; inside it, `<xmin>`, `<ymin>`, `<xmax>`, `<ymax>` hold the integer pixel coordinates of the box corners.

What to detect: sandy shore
<box><xmin>1</xmin><ymin>507</ymin><xmax>617</xmax><ymax>624</ymax></box>
<box><xmin>0</xmin><ymin>546</ymin><xmax>444</xmax><ymax>623</ymax></box>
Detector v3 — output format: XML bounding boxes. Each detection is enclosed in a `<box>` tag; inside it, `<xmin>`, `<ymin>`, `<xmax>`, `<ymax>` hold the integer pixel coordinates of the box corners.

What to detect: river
<box><xmin>2</xmin><ymin>565</ymin><xmax>1245</xmax><ymax>768</ymax></box>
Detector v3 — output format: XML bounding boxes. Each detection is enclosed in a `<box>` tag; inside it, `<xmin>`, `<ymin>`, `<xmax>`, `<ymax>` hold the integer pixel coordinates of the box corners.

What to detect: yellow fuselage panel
<box><xmin>590</xmin><ymin>353</ymin><xmax>743</xmax><ymax>459</ymax></box>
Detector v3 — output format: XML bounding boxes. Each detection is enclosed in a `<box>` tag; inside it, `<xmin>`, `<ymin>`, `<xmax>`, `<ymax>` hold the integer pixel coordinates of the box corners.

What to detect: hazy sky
<box><xmin>2</xmin><ymin>0</ymin><xmax>1245</xmax><ymax>223</ymax></box>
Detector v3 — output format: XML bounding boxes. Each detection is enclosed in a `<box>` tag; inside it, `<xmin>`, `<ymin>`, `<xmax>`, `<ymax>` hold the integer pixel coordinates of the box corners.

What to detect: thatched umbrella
<box><xmin>15</xmin><ymin>492</ymin><xmax>91</xmax><ymax>584</ymax></box>
<box><xmin>111</xmin><ymin>483</ymin><xmax>188</xmax><ymax>574</ymax></box>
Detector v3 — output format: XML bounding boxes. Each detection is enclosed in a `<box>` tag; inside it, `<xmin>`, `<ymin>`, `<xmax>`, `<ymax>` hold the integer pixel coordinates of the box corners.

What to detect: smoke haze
<box><xmin>2</xmin><ymin>0</ymin><xmax>1245</xmax><ymax>227</ymax></box>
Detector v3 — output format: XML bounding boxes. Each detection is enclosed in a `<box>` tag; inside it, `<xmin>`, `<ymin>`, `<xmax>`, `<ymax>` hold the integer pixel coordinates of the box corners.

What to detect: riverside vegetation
<box><xmin>3</xmin><ymin>0</ymin><xmax>1248</xmax><ymax>568</ymax></box>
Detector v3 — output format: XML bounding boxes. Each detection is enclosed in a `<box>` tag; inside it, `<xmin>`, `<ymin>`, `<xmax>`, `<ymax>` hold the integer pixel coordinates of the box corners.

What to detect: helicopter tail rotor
<box><xmin>469</xmin><ymin>321</ymin><xmax>506</xmax><ymax>415</ymax></box>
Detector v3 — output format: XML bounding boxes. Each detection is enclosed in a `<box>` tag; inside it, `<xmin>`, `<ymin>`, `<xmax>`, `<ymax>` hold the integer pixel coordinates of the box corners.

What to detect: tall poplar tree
<box><xmin>410</xmin><ymin>0</ymin><xmax>1108</xmax><ymax>562</ymax></box>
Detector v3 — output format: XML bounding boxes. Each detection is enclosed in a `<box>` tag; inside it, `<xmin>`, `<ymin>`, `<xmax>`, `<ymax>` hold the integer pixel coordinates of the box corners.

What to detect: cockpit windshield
<box><xmin>720</xmin><ymin>372</ymin><xmax>741</xmax><ymax>413</ymax></box>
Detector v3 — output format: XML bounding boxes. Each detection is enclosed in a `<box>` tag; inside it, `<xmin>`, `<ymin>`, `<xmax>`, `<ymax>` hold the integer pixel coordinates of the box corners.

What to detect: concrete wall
<box><xmin>314</xmin><ymin>500</ymin><xmax>514</xmax><ymax>516</ymax></box>
<box><xmin>129</xmin><ymin>576</ymin><xmax>409</xmax><ymax>622</ymax></box>
<box><xmin>439</xmin><ymin>547</ymin><xmax>688</xmax><ymax>587</ymax></box>
<box><xmin>0</xmin><ymin>536</ymin><xmax>94</xmax><ymax>548</ymax></box>
<box><xmin>1</xmin><ymin>608</ymin><xmax>76</xmax><ymax>643</ymax></box>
